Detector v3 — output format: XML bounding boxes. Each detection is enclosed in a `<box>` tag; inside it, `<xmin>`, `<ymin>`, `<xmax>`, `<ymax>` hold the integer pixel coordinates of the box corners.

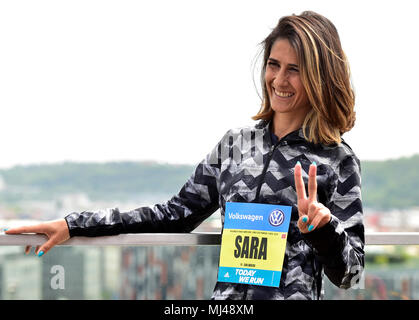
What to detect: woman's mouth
<box><xmin>273</xmin><ymin>88</ymin><xmax>295</xmax><ymax>98</ymax></box>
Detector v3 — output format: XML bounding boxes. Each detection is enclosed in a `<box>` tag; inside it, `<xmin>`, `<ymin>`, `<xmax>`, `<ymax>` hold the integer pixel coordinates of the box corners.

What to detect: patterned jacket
<box><xmin>65</xmin><ymin>119</ymin><xmax>365</xmax><ymax>300</ymax></box>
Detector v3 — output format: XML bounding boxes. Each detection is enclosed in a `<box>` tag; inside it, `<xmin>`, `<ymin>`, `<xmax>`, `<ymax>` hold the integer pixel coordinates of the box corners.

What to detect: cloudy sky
<box><xmin>0</xmin><ymin>0</ymin><xmax>418</xmax><ymax>169</ymax></box>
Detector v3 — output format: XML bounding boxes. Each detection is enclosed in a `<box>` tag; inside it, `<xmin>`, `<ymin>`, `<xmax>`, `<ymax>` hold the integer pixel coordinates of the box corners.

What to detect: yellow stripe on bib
<box><xmin>219</xmin><ymin>228</ymin><xmax>287</xmax><ymax>271</ymax></box>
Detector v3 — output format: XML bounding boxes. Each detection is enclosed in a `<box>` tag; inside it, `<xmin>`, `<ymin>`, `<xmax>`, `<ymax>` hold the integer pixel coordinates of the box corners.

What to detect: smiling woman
<box><xmin>5</xmin><ymin>10</ymin><xmax>364</xmax><ymax>301</ymax></box>
<box><xmin>253</xmin><ymin>11</ymin><xmax>355</xmax><ymax>145</ymax></box>
<box><xmin>264</xmin><ymin>39</ymin><xmax>311</xmax><ymax>136</ymax></box>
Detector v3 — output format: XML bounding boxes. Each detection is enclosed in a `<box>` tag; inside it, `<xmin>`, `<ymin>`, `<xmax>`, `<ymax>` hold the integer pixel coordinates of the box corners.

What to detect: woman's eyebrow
<box><xmin>268</xmin><ymin>58</ymin><xmax>299</xmax><ymax>68</ymax></box>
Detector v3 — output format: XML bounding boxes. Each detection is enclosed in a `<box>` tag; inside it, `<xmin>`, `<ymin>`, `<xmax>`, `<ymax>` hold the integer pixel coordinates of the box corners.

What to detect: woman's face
<box><xmin>265</xmin><ymin>38</ymin><xmax>311</xmax><ymax>118</ymax></box>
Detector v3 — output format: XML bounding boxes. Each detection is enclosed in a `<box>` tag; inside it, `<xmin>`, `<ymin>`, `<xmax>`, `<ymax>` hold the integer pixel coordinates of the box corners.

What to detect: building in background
<box><xmin>120</xmin><ymin>245</ymin><xmax>220</xmax><ymax>300</ymax></box>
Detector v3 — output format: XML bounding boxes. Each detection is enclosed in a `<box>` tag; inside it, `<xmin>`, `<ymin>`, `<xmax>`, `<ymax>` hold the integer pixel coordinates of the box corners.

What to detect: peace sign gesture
<box><xmin>294</xmin><ymin>161</ymin><xmax>331</xmax><ymax>233</ymax></box>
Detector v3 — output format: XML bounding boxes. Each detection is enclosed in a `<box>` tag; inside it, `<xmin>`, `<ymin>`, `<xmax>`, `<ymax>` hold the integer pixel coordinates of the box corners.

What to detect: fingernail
<box><xmin>308</xmin><ymin>225</ymin><xmax>314</xmax><ymax>232</ymax></box>
<box><xmin>302</xmin><ymin>216</ymin><xmax>308</xmax><ymax>223</ymax></box>
<box><xmin>312</xmin><ymin>161</ymin><xmax>316</xmax><ymax>166</ymax></box>
<box><xmin>3</xmin><ymin>228</ymin><xmax>9</xmax><ymax>232</ymax></box>
<box><xmin>38</xmin><ymin>251</ymin><xmax>44</xmax><ymax>257</ymax></box>
<box><xmin>296</xmin><ymin>161</ymin><xmax>301</xmax><ymax>166</ymax></box>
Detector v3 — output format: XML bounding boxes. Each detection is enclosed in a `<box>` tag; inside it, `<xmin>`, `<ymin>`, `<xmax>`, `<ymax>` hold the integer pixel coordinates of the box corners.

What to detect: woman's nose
<box><xmin>273</xmin><ymin>70</ymin><xmax>289</xmax><ymax>87</ymax></box>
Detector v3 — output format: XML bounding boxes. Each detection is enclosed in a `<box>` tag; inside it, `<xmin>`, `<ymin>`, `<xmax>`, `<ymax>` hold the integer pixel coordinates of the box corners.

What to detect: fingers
<box><xmin>24</xmin><ymin>245</ymin><xmax>46</xmax><ymax>256</ymax></box>
<box><xmin>308</xmin><ymin>162</ymin><xmax>317</xmax><ymax>203</ymax></box>
<box><xmin>25</xmin><ymin>245</ymin><xmax>32</xmax><ymax>255</ymax></box>
<box><xmin>6</xmin><ymin>222</ymin><xmax>59</xmax><ymax>257</ymax></box>
<box><xmin>297</xmin><ymin>214</ymin><xmax>309</xmax><ymax>232</ymax></box>
<box><xmin>5</xmin><ymin>224</ymin><xmax>45</xmax><ymax>235</ymax></box>
<box><xmin>6</xmin><ymin>224</ymin><xmax>48</xmax><ymax>256</ymax></box>
<box><xmin>6</xmin><ymin>220</ymin><xmax>69</xmax><ymax>258</ymax></box>
<box><xmin>24</xmin><ymin>240</ymin><xmax>56</xmax><ymax>257</ymax></box>
<box><xmin>298</xmin><ymin>203</ymin><xmax>318</xmax><ymax>233</ymax></box>
<box><xmin>24</xmin><ymin>245</ymin><xmax>44</xmax><ymax>256</ymax></box>
<box><xmin>34</xmin><ymin>245</ymin><xmax>41</xmax><ymax>255</ymax></box>
<box><xmin>294</xmin><ymin>161</ymin><xmax>317</xmax><ymax>202</ymax></box>
<box><xmin>7</xmin><ymin>226</ymin><xmax>43</xmax><ymax>255</ymax></box>
<box><xmin>298</xmin><ymin>202</ymin><xmax>331</xmax><ymax>233</ymax></box>
<box><xmin>33</xmin><ymin>220</ymin><xmax>70</xmax><ymax>256</ymax></box>
<box><xmin>34</xmin><ymin>238</ymin><xmax>56</xmax><ymax>257</ymax></box>
<box><xmin>308</xmin><ymin>211</ymin><xmax>329</xmax><ymax>232</ymax></box>
<box><xmin>294</xmin><ymin>161</ymin><xmax>306</xmax><ymax>201</ymax></box>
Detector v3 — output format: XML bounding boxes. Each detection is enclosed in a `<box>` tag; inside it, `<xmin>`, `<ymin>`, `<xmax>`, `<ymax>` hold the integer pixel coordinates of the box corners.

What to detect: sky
<box><xmin>0</xmin><ymin>0</ymin><xmax>418</xmax><ymax>169</ymax></box>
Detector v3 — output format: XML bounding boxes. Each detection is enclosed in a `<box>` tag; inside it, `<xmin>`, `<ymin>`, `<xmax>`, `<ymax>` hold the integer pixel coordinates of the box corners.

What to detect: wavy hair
<box><xmin>252</xmin><ymin>11</ymin><xmax>356</xmax><ymax>145</ymax></box>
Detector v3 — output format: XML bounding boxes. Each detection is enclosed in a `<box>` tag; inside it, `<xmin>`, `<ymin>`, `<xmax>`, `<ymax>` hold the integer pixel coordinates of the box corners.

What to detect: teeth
<box><xmin>274</xmin><ymin>89</ymin><xmax>294</xmax><ymax>97</ymax></box>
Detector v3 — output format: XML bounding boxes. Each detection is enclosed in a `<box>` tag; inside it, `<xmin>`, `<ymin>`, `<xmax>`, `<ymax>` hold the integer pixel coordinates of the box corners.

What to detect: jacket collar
<box><xmin>256</xmin><ymin>119</ymin><xmax>306</xmax><ymax>146</ymax></box>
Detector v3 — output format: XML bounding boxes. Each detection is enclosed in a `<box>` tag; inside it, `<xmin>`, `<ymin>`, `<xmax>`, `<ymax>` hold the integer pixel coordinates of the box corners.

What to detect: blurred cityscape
<box><xmin>2</xmin><ymin>190</ymin><xmax>419</xmax><ymax>299</ymax></box>
<box><xmin>0</xmin><ymin>191</ymin><xmax>223</xmax><ymax>300</ymax></box>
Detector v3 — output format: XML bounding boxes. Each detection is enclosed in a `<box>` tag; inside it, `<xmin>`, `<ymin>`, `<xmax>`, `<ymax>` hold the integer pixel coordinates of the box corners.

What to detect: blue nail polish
<box><xmin>312</xmin><ymin>161</ymin><xmax>316</xmax><ymax>166</ymax></box>
<box><xmin>3</xmin><ymin>228</ymin><xmax>9</xmax><ymax>232</ymax></box>
<box><xmin>308</xmin><ymin>225</ymin><xmax>314</xmax><ymax>232</ymax></box>
<box><xmin>302</xmin><ymin>216</ymin><xmax>308</xmax><ymax>223</ymax></box>
<box><xmin>38</xmin><ymin>251</ymin><xmax>44</xmax><ymax>257</ymax></box>
<box><xmin>296</xmin><ymin>161</ymin><xmax>301</xmax><ymax>166</ymax></box>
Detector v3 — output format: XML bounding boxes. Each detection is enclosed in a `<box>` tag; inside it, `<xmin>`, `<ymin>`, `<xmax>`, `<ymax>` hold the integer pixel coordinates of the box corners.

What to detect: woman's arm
<box><xmin>6</xmin><ymin>130</ymin><xmax>230</xmax><ymax>255</ymax></box>
<box><xmin>65</xmin><ymin>158</ymin><xmax>221</xmax><ymax>236</ymax></box>
<box><xmin>300</xmin><ymin>154</ymin><xmax>365</xmax><ymax>289</ymax></box>
<box><xmin>64</xmin><ymin>131</ymin><xmax>228</xmax><ymax>236</ymax></box>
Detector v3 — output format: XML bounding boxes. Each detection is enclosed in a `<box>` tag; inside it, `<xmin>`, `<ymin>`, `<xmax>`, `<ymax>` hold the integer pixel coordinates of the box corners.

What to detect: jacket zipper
<box><xmin>243</xmin><ymin>138</ymin><xmax>280</xmax><ymax>300</ymax></box>
<box><xmin>255</xmin><ymin>141</ymin><xmax>280</xmax><ymax>202</ymax></box>
<box><xmin>243</xmin><ymin>125</ymin><xmax>298</xmax><ymax>299</ymax></box>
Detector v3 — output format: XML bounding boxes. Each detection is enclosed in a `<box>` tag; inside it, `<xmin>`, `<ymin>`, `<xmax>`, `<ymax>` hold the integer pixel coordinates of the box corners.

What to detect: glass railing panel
<box><xmin>0</xmin><ymin>245</ymin><xmax>221</xmax><ymax>300</ymax></box>
<box><xmin>0</xmin><ymin>246</ymin><xmax>42</xmax><ymax>299</ymax></box>
<box><xmin>120</xmin><ymin>246</ymin><xmax>220</xmax><ymax>299</ymax></box>
<box><xmin>323</xmin><ymin>245</ymin><xmax>419</xmax><ymax>300</ymax></box>
<box><xmin>2</xmin><ymin>242</ymin><xmax>419</xmax><ymax>300</ymax></box>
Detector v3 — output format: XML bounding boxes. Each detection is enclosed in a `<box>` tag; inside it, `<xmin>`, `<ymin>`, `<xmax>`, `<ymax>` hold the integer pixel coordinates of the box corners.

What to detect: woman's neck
<box><xmin>272</xmin><ymin>112</ymin><xmax>305</xmax><ymax>140</ymax></box>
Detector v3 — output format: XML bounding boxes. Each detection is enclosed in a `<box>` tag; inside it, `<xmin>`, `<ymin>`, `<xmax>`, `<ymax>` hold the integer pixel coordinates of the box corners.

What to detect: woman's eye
<box><xmin>267</xmin><ymin>61</ymin><xmax>298</xmax><ymax>73</ymax></box>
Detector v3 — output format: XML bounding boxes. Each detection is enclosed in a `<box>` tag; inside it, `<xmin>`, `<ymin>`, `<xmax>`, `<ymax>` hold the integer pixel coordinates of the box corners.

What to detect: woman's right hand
<box><xmin>4</xmin><ymin>218</ymin><xmax>70</xmax><ymax>256</ymax></box>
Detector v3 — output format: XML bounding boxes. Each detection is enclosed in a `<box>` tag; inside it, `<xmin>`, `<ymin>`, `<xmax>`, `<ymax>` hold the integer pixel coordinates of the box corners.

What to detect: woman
<box><xmin>6</xmin><ymin>11</ymin><xmax>364</xmax><ymax>300</ymax></box>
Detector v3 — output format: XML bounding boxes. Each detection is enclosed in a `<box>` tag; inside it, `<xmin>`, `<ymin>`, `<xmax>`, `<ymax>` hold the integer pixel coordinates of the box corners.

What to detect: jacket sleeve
<box><xmin>302</xmin><ymin>154</ymin><xmax>365</xmax><ymax>289</ymax></box>
<box><xmin>64</xmin><ymin>132</ymin><xmax>227</xmax><ymax>237</ymax></box>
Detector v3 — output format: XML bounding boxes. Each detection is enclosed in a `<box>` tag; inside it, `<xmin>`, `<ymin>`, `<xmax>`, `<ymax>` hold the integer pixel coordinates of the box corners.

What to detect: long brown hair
<box><xmin>252</xmin><ymin>11</ymin><xmax>355</xmax><ymax>145</ymax></box>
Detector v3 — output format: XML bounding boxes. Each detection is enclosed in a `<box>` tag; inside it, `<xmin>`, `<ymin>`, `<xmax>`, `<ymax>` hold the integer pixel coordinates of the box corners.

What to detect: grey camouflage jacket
<box><xmin>65</xmin><ymin>119</ymin><xmax>365</xmax><ymax>300</ymax></box>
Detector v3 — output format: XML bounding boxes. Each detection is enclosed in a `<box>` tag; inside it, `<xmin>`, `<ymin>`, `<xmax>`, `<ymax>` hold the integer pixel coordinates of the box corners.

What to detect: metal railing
<box><xmin>1</xmin><ymin>232</ymin><xmax>419</xmax><ymax>246</ymax></box>
<box><xmin>1</xmin><ymin>231</ymin><xmax>419</xmax><ymax>301</ymax></box>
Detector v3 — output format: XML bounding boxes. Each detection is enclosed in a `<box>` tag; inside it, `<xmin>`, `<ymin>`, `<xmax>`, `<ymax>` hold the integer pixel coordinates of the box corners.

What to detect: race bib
<box><xmin>217</xmin><ymin>202</ymin><xmax>292</xmax><ymax>287</ymax></box>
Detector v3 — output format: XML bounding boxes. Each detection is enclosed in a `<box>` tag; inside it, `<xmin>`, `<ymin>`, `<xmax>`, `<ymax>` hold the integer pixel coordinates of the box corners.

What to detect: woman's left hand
<box><xmin>294</xmin><ymin>161</ymin><xmax>331</xmax><ymax>233</ymax></box>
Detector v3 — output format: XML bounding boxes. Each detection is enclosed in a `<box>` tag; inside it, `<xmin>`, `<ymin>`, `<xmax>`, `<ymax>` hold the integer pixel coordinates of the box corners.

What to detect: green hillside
<box><xmin>361</xmin><ymin>155</ymin><xmax>419</xmax><ymax>209</ymax></box>
<box><xmin>0</xmin><ymin>161</ymin><xmax>195</xmax><ymax>202</ymax></box>
<box><xmin>0</xmin><ymin>155</ymin><xmax>418</xmax><ymax>210</ymax></box>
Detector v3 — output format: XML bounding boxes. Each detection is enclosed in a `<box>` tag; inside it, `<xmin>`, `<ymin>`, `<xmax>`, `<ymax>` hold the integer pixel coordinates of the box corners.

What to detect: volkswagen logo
<box><xmin>269</xmin><ymin>209</ymin><xmax>284</xmax><ymax>227</ymax></box>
